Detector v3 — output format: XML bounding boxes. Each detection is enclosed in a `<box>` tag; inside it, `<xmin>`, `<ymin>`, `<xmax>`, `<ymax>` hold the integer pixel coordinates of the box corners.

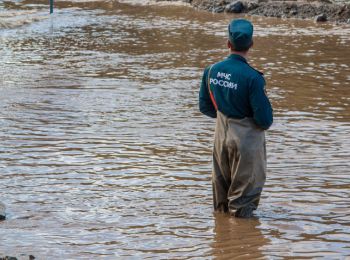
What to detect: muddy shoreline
<box><xmin>156</xmin><ymin>0</ymin><xmax>350</xmax><ymax>23</ymax></box>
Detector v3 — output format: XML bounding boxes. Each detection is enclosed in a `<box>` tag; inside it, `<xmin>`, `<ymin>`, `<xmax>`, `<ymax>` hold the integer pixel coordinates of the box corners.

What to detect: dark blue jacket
<box><xmin>199</xmin><ymin>54</ymin><xmax>273</xmax><ymax>130</ymax></box>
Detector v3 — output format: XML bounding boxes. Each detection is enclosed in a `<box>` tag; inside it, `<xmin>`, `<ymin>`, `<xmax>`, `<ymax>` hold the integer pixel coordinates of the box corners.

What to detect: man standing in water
<box><xmin>199</xmin><ymin>19</ymin><xmax>273</xmax><ymax>218</ymax></box>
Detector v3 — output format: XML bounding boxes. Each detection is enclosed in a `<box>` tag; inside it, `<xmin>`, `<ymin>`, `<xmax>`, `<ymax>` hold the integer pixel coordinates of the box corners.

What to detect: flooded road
<box><xmin>1</xmin><ymin>0</ymin><xmax>350</xmax><ymax>258</ymax></box>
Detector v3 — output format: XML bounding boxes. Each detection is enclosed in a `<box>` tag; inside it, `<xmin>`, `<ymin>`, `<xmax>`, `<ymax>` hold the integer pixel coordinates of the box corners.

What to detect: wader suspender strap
<box><xmin>207</xmin><ymin>65</ymin><xmax>218</xmax><ymax>111</ymax></box>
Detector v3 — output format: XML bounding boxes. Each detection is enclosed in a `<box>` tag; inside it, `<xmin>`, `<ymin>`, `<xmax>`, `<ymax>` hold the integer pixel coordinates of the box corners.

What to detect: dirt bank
<box><xmin>157</xmin><ymin>0</ymin><xmax>350</xmax><ymax>23</ymax></box>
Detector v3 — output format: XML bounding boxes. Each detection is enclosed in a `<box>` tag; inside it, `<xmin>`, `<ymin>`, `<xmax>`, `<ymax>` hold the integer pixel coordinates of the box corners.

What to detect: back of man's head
<box><xmin>228</xmin><ymin>19</ymin><xmax>254</xmax><ymax>52</ymax></box>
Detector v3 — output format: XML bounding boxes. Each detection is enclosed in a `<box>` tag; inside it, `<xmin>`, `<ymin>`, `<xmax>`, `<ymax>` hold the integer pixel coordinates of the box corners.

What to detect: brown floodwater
<box><xmin>0</xmin><ymin>0</ymin><xmax>350</xmax><ymax>259</ymax></box>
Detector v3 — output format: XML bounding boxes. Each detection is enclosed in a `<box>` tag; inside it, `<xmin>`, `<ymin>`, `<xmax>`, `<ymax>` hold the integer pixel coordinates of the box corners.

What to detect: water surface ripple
<box><xmin>0</xmin><ymin>1</ymin><xmax>349</xmax><ymax>259</ymax></box>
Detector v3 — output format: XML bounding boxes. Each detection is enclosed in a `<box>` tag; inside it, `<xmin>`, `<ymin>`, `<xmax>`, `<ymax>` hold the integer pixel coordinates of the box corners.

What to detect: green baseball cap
<box><xmin>228</xmin><ymin>19</ymin><xmax>253</xmax><ymax>51</ymax></box>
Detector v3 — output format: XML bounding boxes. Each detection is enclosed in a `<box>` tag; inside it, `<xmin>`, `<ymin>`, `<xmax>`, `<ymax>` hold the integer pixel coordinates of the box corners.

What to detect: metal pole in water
<box><xmin>50</xmin><ymin>0</ymin><xmax>54</xmax><ymax>14</ymax></box>
<box><xmin>49</xmin><ymin>0</ymin><xmax>54</xmax><ymax>34</ymax></box>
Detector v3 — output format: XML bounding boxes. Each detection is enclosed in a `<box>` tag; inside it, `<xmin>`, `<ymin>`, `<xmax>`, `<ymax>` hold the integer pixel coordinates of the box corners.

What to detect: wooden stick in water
<box><xmin>0</xmin><ymin>202</ymin><xmax>5</xmax><ymax>220</ymax></box>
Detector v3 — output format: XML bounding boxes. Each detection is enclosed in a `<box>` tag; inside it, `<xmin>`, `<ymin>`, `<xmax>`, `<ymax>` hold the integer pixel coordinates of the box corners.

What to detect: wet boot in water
<box><xmin>234</xmin><ymin>206</ymin><xmax>254</xmax><ymax>218</ymax></box>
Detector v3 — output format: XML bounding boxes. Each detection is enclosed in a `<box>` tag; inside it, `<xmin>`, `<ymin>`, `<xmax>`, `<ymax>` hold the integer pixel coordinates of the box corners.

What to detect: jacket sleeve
<box><xmin>249</xmin><ymin>75</ymin><xmax>273</xmax><ymax>130</ymax></box>
<box><xmin>199</xmin><ymin>67</ymin><xmax>217</xmax><ymax>118</ymax></box>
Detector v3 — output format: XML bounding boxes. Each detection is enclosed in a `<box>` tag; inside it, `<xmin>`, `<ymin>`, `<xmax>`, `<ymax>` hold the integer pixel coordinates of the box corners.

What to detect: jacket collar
<box><xmin>228</xmin><ymin>54</ymin><xmax>247</xmax><ymax>63</ymax></box>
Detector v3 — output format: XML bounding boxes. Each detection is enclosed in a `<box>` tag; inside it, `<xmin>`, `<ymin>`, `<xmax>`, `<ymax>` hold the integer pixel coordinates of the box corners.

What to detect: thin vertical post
<box><xmin>50</xmin><ymin>0</ymin><xmax>53</xmax><ymax>14</ymax></box>
<box><xmin>49</xmin><ymin>0</ymin><xmax>54</xmax><ymax>34</ymax></box>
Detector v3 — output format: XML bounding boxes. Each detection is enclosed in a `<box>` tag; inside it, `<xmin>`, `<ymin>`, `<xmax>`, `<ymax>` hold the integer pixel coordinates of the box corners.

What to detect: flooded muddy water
<box><xmin>0</xmin><ymin>0</ymin><xmax>350</xmax><ymax>258</ymax></box>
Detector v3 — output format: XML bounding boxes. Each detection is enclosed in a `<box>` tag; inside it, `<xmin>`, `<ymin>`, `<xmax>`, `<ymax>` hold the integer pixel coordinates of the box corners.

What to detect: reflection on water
<box><xmin>212</xmin><ymin>214</ymin><xmax>269</xmax><ymax>259</ymax></box>
<box><xmin>0</xmin><ymin>0</ymin><xmax>350</xmax><ymax>258</ymax></box>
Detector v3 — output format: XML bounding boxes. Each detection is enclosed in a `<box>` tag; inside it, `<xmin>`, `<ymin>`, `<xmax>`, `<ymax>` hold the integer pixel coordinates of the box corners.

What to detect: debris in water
<box><xmin>0</xmin><ymin>202</ymin><xmax>5</xmax><ymax>220</ymax></box>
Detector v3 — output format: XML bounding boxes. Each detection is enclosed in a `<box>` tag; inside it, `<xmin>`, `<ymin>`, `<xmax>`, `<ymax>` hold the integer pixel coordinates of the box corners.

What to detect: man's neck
<box><xmin>230</xmin><ymin>51</ymin><xmax>248</xmax><ymax>58</ymax></box>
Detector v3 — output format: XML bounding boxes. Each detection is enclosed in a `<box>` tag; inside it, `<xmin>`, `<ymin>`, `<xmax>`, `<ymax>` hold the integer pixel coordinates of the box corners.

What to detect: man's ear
<box><xmin>227</xmin><ymin>40</ymin><xmax>232</xmax><ymax>50</ymax></box>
